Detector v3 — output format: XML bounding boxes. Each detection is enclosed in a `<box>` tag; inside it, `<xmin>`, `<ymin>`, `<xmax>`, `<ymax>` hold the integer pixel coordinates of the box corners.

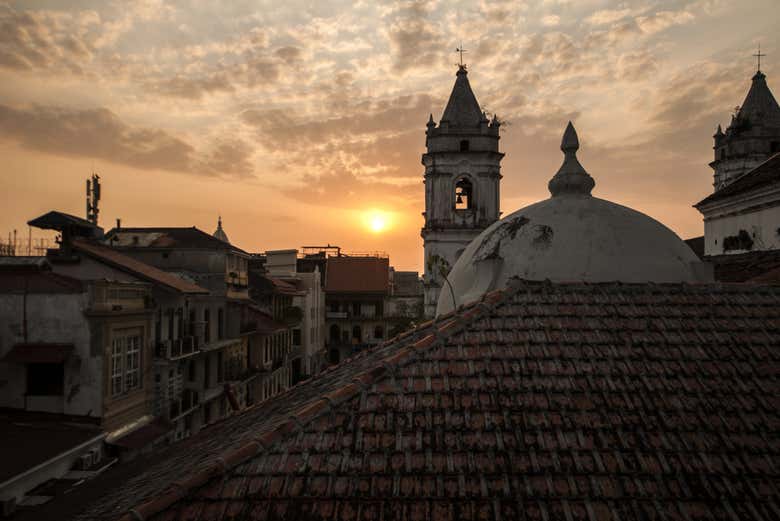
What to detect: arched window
<box><xmin>460</xmin><ymin>139</ymin><xmax>470</xmax><ymax>151</ymax></box>
<box><xmin>455</xmin><ymin>177</ymin><xmax>473</xmax><ymax>210</ymax></box>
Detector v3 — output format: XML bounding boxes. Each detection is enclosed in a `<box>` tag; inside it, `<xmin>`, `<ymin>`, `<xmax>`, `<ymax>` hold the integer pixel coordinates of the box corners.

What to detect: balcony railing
<box><xmin>325</xmin><ymin>311</ymin><xmax>384</xmax><ymax>319</ymax></box>
<box><xmin>156</xmin><ymin>336</ymin><xmax>199</xmax><ymax>359</ymax></box>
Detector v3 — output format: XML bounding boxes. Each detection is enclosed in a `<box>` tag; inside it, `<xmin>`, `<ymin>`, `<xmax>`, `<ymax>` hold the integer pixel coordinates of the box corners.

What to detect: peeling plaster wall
<box><xmin>704</xmin><ymin>205</ymin><xmax>780</xmax><ymax>255</ymax></box>
<box><xmin>0</xmin><ymin>292</ymin><xmax>97</xmax><ymax>415</ymax></box>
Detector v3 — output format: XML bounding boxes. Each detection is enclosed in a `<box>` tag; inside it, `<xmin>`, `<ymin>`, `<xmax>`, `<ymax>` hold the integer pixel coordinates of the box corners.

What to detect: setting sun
<box><xmin>364</xmin><ymin>209</ymin><xmax>392</xmax><ymax>233</ymax></box>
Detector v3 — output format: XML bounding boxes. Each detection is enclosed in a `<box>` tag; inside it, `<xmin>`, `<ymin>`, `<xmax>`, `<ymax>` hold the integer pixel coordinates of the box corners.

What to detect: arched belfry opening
<box><xmin>455</xmin><ymin>177</ymin><xmax>473</xmax><ymax>210</ymax></box>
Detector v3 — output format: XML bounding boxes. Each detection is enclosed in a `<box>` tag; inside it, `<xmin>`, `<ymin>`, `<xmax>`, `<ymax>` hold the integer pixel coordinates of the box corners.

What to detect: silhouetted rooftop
<box><xmin>73</xmin><ymin>279</ymin><xmax>780</xmax><ymax>521</ymax></box>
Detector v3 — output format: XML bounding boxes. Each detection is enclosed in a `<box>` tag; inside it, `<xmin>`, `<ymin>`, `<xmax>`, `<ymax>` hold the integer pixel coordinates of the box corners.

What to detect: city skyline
<box><xmin>1</xmin><ymin>0</ymin><xmax>779</xmax><ymax>270</ymax></box>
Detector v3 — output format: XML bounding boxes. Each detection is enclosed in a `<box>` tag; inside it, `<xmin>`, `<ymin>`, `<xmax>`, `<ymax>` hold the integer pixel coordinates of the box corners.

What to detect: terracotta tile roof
<box><xmin>325</xmin><ymin>256</ymin><xmax>390</xmax><ymax>294</ymax></box>
<box><xmin>77</xmin><ymin>280</ymin><xmax>780</xmax><ymax>521</ymax></box>
<box><xmin>696</xmin><ymin>153</ymin><xmax>780</xmax><ymax>207</ymax></box>
<box><xmin>73</xmin><ymin>239</ymin><xmax>208</xmax><ymax>295</ymax></box>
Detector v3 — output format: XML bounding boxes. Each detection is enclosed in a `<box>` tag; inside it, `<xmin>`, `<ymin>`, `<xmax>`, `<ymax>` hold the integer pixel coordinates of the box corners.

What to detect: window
<box><xmin>374</xmin><ymin>325</ymin><xmax>384</xmax><ymax>339</ymax></box>
<box><xmin>772</xmin><ymin>141</ymin><xmax>780</xmax><ymax>154</ymax></box>
<box><xmin>204</xmin><ymin>309</ymin><xmax>210</xmax><ymax>343</ymax></box>
<box><xmin>455</xmin><ymin>177</ymin><xmax>473</xmax><ymax>210</ymax></box>
<box><xmin>460</xmin><ymin>139</ymin><xmax>469</xmax><ymax>151</ymax></box>
<box><xmin>293</xmin><ymin>329</ymin><xmax>301</xmax><ymax>346</ymax></box>
<box><xmin>167</xmin><ymin>309</ymin><xmax>174</xmax><ymax>341</ymax></box>
<box><xmin>111</xmin><ymin>328</ymin><xmax>143</xmax><ymax>397</ymax></box>
<box><xmin>27</xmin><ymin>363</ymin><xmax>64</xmax><ymax>396</ymax></box>
<box><xmin>217</xmin><ymin>308</ymin><xmax>224</xmax><ymax>340</ymax></box>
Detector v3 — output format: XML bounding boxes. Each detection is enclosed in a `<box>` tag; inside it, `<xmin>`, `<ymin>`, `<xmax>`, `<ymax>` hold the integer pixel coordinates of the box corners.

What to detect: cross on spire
<box><xmin>753</xmin><ymin>43</ymin><xmax>766</xmax><ymax>72</ymax></box>
<box><xmin>455</xmin><ymin>42</ymin><xmax>467</xmax><ymax>68</ymax></box>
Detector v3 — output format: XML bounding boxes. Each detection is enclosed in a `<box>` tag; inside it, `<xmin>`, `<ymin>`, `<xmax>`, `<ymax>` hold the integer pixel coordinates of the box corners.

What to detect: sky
<box><xmin>0</xmin><ymin>0</ymin><xmax>778</xmax><ymax>271</ymax></box>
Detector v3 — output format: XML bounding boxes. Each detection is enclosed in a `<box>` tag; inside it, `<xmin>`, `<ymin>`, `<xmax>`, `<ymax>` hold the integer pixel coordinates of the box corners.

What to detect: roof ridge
<box><xmin>117</xmin><ymin>287</ymin><xmax>510</xmax><ymax>521</ymax></box>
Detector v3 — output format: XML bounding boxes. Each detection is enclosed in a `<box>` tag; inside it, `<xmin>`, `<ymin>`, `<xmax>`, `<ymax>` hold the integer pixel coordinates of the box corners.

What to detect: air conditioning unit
<box><xmin>1</xmin><ymin>497</ymin><xmax>16</xmax><ymax>517</ymax></box>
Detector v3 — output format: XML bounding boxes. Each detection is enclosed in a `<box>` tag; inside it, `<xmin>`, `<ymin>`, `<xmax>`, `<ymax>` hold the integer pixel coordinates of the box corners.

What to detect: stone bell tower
<box><xmin>421</xmin><ymin>65</ymin><xmax>504</xmax><ymax>317</ymax></box>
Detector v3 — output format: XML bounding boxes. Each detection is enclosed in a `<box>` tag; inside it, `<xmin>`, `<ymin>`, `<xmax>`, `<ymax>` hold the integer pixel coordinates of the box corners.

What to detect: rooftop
<box><xmin>440</xmin><ymin>66</ymin><xmax>485</xmax><ymax>128</ymax></box>
<box><xmin>72</xmin><ymin>239</ymin><xmax>208</xmax><ymax>294</ymax></box>
<box><xmin>325</xmin><ymin>256</ymin><xmax>390</xmax><ymax>294</ymax></box>
<box><xmin>105</xmin><ymin>227</ymin><xmax>248</xmax><ymax>255</ymax></box>
<box><xmin>71</xmin><ymin>279</ymin><xmax>780</xmax><ymax>521</ymax></box>
<box><xmin>0</xmin><ymin>409</ymin><xmax>102</xmax><ymax>484</ymax></box>
<box><xmin>696</xmin><ymin>153</ymin><xmax>780</xmax><ymax>207</ymax></box>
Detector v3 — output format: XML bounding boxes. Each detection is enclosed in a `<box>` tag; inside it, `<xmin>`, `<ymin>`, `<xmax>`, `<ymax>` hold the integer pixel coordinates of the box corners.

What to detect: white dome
<box><xmin>436</xmin><ymin>122</ymin><xmax>710</xmax><ymax>316</ymax></box>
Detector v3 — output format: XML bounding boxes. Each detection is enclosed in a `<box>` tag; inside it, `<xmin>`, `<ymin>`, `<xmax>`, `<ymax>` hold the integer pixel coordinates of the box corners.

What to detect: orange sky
<box><xmin>1</xmin><ymin>0</ymin><xmax>779</xmax><ymax>271</ymax></box>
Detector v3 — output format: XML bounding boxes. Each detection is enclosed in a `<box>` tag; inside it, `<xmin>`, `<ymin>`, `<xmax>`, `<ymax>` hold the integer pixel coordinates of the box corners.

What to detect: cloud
<box><xmin>0</xmin><ymin>5</ymin><xmax>98</xmax><ymax>74</ymax></box>
<box><xmin>585</xmin><ymin>8</ymin><xmax>632</xmax><ymax>26</ymax></box>
<box><xmin>636</xmin><ymin>10</ymin><xmax>695</xmax><ymax>34</ymax></box>
<box><xmin>541</xmin><ymin>14</ymin><xmax>560</xmax><ymax>27</ymax></box>
<box><xmin>385</xmin><ymin>0</ymin><xmax>446</xmax><ymax>73</ymax></box>
<box><xmin>0</xmin><ymin>104</ymin><xmax>253</xmax><ymax>178</ymax></box>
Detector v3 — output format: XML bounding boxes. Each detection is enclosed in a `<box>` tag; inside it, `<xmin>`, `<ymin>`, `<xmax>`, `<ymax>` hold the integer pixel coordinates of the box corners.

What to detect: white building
<box><xmin>421</xmin><ymin>65</ymin><xmax>503</xmax><ymax>317</ymax></box>
<box><xmin>695</xmin><ymin>67</ymin><xmax>780</xmax><ymax>258</ymax></box>
<box><xmin>264</xmin><ymin>249</ymin><xmax>325</xmax><ymax>378</ymax></box>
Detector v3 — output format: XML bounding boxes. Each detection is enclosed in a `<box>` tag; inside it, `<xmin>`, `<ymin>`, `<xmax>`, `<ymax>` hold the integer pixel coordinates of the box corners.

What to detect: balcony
<box><xmin>326</xmin><ymin>311</ymin><xmax>348</xmax><ymax>319</ymax></box>
<box><xmin>156</xmin><ymin>337</ymin><xmax>199</xmax><ymax>360</ymax></box>
<box><xmin>169</xmin><ymin>389</ymin><xmax>199</xmax><ymax>420</ymax></box>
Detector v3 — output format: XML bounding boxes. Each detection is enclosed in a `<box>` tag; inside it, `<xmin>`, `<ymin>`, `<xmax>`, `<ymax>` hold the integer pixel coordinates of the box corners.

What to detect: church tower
<box><xmin>710</xmin><ymin>64</ymin><xmax>780</xmax><ymax>190</ymax></box>
<box><xmin>421</xmin><ymin>65</ymin><xmax>503</xmax><ymax>317</ymax></box>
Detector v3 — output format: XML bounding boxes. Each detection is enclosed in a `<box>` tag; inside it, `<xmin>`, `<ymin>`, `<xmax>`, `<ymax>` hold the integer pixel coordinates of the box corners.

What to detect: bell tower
<box><xmin>421</xmin><ymin>65</ymin><xmax>503</xmax><ymax>317</ymax></box>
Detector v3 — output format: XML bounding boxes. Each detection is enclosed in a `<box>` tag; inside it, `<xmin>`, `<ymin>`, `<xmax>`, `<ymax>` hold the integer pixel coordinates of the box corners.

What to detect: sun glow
<box><xmin>364</xmin><ymin>209</ymin><xmax>392</xmax><ymax>233</ymax></box>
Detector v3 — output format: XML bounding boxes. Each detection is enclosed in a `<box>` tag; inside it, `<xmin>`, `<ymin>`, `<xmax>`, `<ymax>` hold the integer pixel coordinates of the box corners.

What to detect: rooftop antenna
<box><xmin>753</xmin><ymin>43</ymin><xmax>766</xmax><ymax>72</ymax></box>
<box><xmin>86</xmin><ymin>172</ymin><xmax>101</xmax><ymax>225</ymax></box>
<box><xmin>455</xmin><ymin>42</ymin><xmax>468</xmax><ymax>69</ymax></box>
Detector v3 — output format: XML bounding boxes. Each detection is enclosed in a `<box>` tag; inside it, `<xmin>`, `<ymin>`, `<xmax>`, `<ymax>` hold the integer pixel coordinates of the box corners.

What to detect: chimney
<box><xmin>116</xmin><ymin>218</ymin><xmax>121</xmax><ymax>230</ymax></box>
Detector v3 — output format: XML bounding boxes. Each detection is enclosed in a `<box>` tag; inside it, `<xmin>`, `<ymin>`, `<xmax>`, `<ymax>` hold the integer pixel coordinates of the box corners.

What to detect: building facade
<box><xmin>694</xmin><ymin>67</ymin><xmax>780</xmax><ymax>261</ymax></box>
<box><xmin>421</xmin><ymin>65</ymin><xmax>503</xmax><ymax>317</ymax></box>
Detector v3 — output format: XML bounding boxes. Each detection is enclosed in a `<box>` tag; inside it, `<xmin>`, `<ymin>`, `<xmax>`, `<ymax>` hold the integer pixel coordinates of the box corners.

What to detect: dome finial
<box><xmin>548</xmin><ymin>121</ymin><xmax>595</xmax><ymax>197</ymax></box>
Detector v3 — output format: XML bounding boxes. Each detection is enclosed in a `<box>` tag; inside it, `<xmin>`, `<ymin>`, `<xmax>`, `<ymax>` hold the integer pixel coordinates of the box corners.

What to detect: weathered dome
<box><xmin>213</xmin><ymin>216</ymin><xmax>229</xmax><ymax>244</ymax></box>
<box><xmin>436</xmin><ymin>123</ymin><xmax>711</xmax><ymax>315</ymax></box>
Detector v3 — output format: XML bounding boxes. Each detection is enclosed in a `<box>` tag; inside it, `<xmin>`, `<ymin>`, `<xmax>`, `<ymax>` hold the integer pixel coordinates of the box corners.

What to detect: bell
<box><xmin>456</xmin><ymin>194</ymin><xmax>463</xmax><ymax>204</ymax></box>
